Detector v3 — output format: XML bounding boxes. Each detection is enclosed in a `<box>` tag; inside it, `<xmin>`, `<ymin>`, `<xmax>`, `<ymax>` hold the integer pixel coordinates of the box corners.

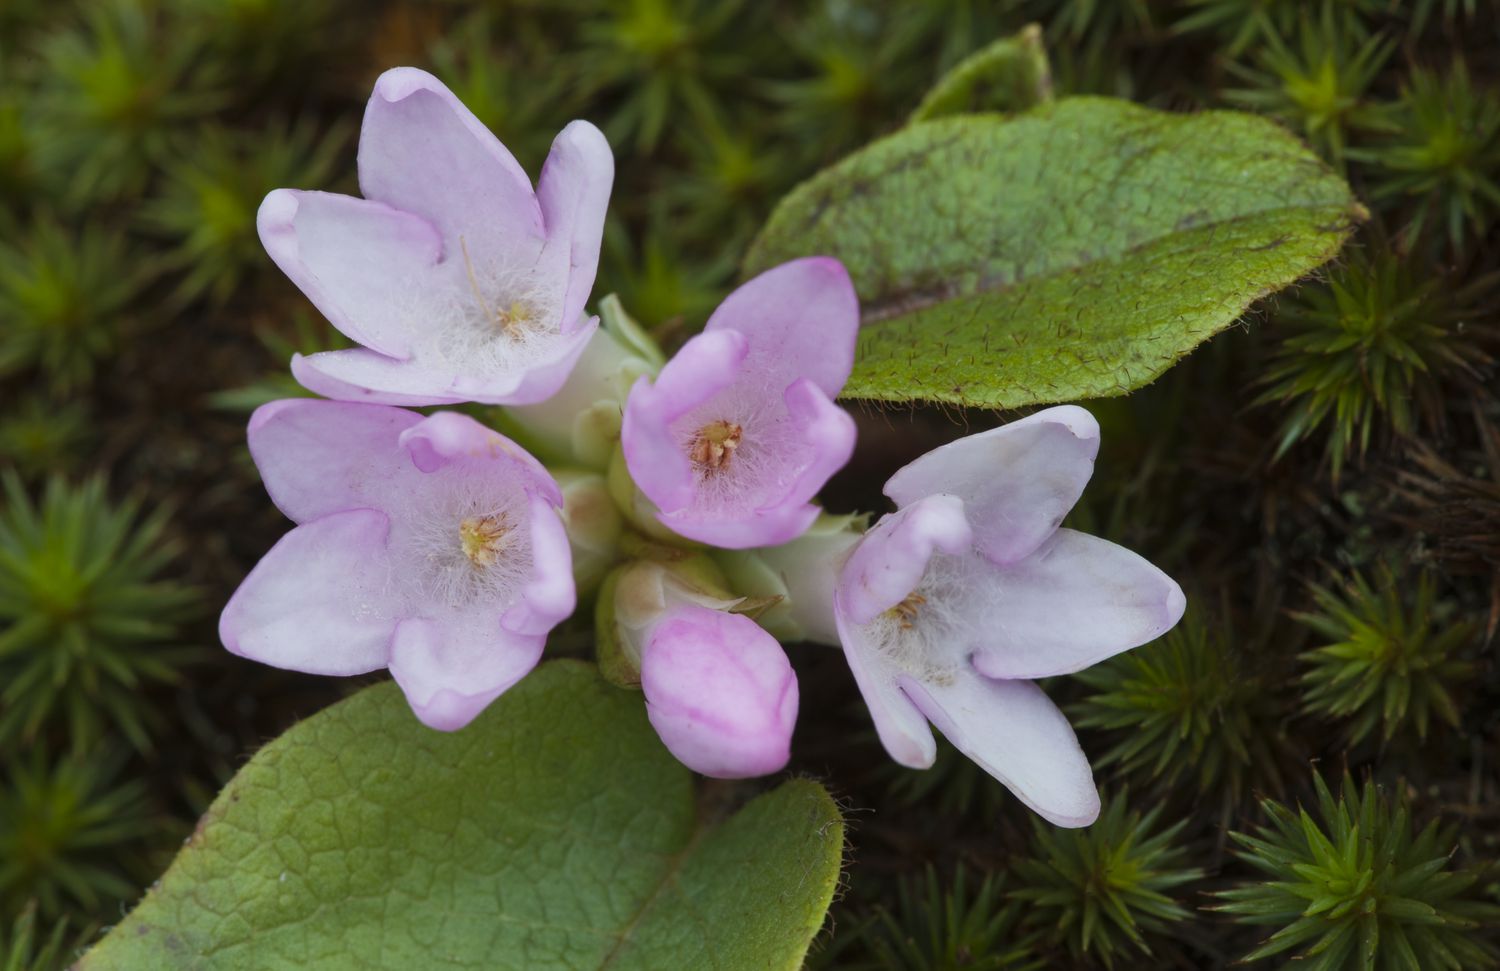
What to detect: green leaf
<box><xmin>909</xmin><ymin>24</ymin><xmax>1052</xmax><ymax>122</ymax></box>
<box><xmin>79</xmin><ymin>662</ymin><xmax>843</xmax><ymax>970</ymax></box>
<box><xmin>745</xmin><ymin>97</ymin><xmax>1365</xmax><ymax>408</ymax></box>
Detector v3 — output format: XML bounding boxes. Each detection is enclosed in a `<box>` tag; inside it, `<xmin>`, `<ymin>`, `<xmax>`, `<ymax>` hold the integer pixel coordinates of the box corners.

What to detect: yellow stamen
<box><xmin>459</xmin><ymin>513</ymin><xmax>510</xmax><ymax>568</ymax></box>
<box><xmin>493</xmin><ymin>300</ymin><xmax>534</xmax><ymax>336</ymax></box>
<box><xmin>459</xmin><ymin>236</ymin><xmax>530</xmax><ymax>338</ymax></box>
<box><xmin>889</xmin><ymin>592</ymin><xmax>926</xmax><ymax>630</ymax></box>
<box><xmin>689</xmin><ymin>420</ymin><xmax>743</xmax><ymax>474</ymax></box>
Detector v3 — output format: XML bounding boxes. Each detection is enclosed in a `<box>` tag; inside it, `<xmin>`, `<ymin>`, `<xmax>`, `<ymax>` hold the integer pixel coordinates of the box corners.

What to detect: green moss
<box><xmin>0</xmin><ymin>219</ymin><xmax>151</xmax><ymax>390</ymax></box>
<box><xmin>1295</xmin><ymin>564</ymin><xmax>1474</xmax><ymax>746</ymax></box>
<box><xmin>141</xmin><ymin>119</ymin><xmax>349</xmax><ymax>307</ymax></box>
<box><xmin>1215</xmin><ymin>773</ymin><xmax>1500</xmax><ymax>969</ymax></box>
<box><xmin>1009</xmin><ymin>792</ymin><xmax>1204</xmax><ymax>969</ymax></box>
<box><xmin>853</xmin><ymin>867</ymin><xmax>1041</xmax><ymax>971</ymax></box>
<box><xmin>1351</xmin><ymin>61</ymin><xmax>1500</xmax><ymax>254</ymax></box>
<box><xmin>1254</xmin><ymin>247</ymin><xmax>1490</xmax><ymax>480</ymax></box>
<box><xmin>1224</xmin><ymin>6</ymin><xmax>1392</xmax><ymax>164</ymax></box>
<box><xmin>33</xmin><ymin>0</ymin><xmax>226</xmax><ymax>205</ymax></box>
<box><xmin>1072</xmin><ymin>610</ymin><xmax>1296</xmax><ymax>801</ymax></box>
<box><xmin>0</xmin><ymin>748</ymin><xmax>158</xmax><ymax>923</ymax></box>
<box><xmin>0</xmin><ymin>475</ymin><xmax>200</xmax><ymax>752</ymax></box>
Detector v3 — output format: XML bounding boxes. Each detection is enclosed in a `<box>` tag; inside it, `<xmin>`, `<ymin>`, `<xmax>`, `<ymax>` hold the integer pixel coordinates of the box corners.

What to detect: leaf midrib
<box><xmin>596</xmin><ymin>813</ymin><xmax>713</xmax><ymax>970</ymax></box>
<box><xmin>858</xmin><ymin>198</ymin><xmax>1358</xmax><ymax>325</ymax></box>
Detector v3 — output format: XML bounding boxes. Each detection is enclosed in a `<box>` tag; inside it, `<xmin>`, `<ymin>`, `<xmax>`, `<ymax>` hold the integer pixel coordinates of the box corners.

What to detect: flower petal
<box><xmin>884</xmin><ymin>405</ymin><xmax>1100</xmax><ymax>565</ymax></box>
<box><xmin>219</xmin><ymin>509</ymin><xmax>395</xmax><ymax>676</ymax></box>
<box><xmin>966</xmin><ymin>529</ymin><xmax>1186</xmax><ymax>680</ymax></box>
<box><xmin>837</xmin><ymin>496</ymin><xmax>972</xmax><ymax>625</ymax></box>
<box><xmin>661</xmin><ymin>501</ymin><xmax>822</xmax><ymax>550</ymax></box>
<box><xmin>291</xmin><ymin>349</ymin><xmax>471</xmax><ymax>406</ymax></box>
<box><xmin>904</xmin><ymin>674</ymin><xmax>1100</xmax><ymax>828</ymax></box>
<box><xmin>704</xmin><ymin>257</ymin><xmax>859</xmax><ymax>397</ymax></box>
<box><xmin>387</xmin><ymin>614</ymin><xmax>544</xmax><ymax>732</ymax></box>
<box><xmin>257</xmin><ymin>189</ymin><xmax>443</xmax><ymax>358</ymax></box>
<box><xmin>652</xmin><ymin>372</ymin><xmax>851</xmax><ymax>543</ymax></box>
<box><xmin>449</xmin><ymin>317</ymin><xmax>598</xmax><ymax>406</ymax></box>
<box><xmin>621</xmin><ymin>329</ymin><xmax>748</xmax><ymax>514</ymax></box>
<box><xmin>292</xmin><ymin>316</ymin><xmax>597</xmax><ymax>408</ymax></box>
<box><xmin>779</xmin><ymin>377</ymin><xmax>856</xmax><ymax>507</ymax></box>
<box><xmin>358</xmin><ymin>68</ymin><xmax>543</xmax><ymax>270</ymax></box>
<box><xmin>247</xmin><ymin>398</ymin><xmax>423</xmax><ymax>524</ymax></box>
<box><xmin>398</xmin><ymin>410</ymin><xmax>500</xmax><ymax>473</ymax></box>
<box><xmin>535</xmin><ymin>120</ymin><xmax>613</xmax><ymax>335</ymax></box>
<box><xmin>834</xmin><ymin>597</ymin><xmax>936</xmax><ymax>769</ymax></box>
<box><xmin>500</xmin><ymin>494</ymin><xmax>576</xmax><ymax>636</ymax></box>
<box><xmin>397</xmin><ymin>411</ymin><xmax>560</xmax><ymax>506</ymax></box>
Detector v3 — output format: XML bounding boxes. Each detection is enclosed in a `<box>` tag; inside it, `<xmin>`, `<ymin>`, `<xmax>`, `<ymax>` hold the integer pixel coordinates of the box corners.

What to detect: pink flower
<box><xmin>640</xmin><ymin>606</ymin><xmax>799</xmax><ymax>779</ymax></box>
<box><xmin>619</xmin><ymin>257</ymin><xmax>859</xmax><ymax>549</ymax></box>
<box><xmin>833</xmin><ymin>406</ymin><xmax>1185</xmax><ymax>827</ymax></box>
<box><xmin>257</xmin><ymin>67</ymin><xmax>613</xmax><ymax>406</ymax></box>
<box><xmin>219</xmin><ymin>398</ymin><xmax>575</xmax><ymax>731</ymax></box>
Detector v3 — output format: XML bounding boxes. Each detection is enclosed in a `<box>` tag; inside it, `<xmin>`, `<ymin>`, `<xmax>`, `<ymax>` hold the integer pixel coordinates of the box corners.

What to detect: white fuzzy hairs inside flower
<box><xmin>381</xmin><ymin>241</ymin><xmax>572</xmax><ymax>381</ymax></box>
<box><xmin>668</xmin><ymin>376</ymin><xmax>814</xmax><ymax>516</ymax></box>
<box><xmin>854</xmin><ymin>551</ymin><xmax>978</xmax><ymax>687</ymax></box>
<box><xmin>384</xmin><ymin>458</ymin><xmax>536</xmax><ymax>613</ymax></box>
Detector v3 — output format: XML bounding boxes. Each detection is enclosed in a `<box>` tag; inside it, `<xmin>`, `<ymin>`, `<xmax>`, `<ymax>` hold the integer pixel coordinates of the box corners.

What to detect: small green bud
<box><xmin>594</xmin><ymin>567</ymin><xmax>637</xmax><ymax>689</ymax></box>
<box><xmin>504</xmin><ymin>300</ymin><xmax>663</xmax><ymax>471</ymax></box>
<box><xmin>598</xmin><ymin>292</ymin><xmax>665</xmax><ymax>370</ymax></box>
<box><xmin>553</xmin><ymin>469</ymin><xmax>623</xmax><ymax>598</ymax></box>
<box><xmin>715</xmin><ymin>548</ymin><xmax>795</xmax><ymax>640</ymax></box>
<box><xmin>716</xmin><ymin>512</ymin><xmax>865</xmax><ymax>645</ymax></box>
<box><xmin>606</xmin><ymin>443</ymin><xmax>690</xmax><ymax>545</ymax></box>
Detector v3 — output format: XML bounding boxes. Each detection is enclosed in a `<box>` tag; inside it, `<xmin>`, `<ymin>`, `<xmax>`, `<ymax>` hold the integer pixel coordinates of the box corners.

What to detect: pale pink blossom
<box><xmin>778</xmin><ymin>406</ymin><xmax>1184</xmax><ymax>826</ymax></box>
<box><xmin>620</xmin><ymin>257</ymin><xmax>859</xmax><ymax>549</ymax></box>
<box><xmin>258</xmin><ymin>68</ymin><xmax>612</xmax><ymax>406</ymax></box>
<box><xmin>219</xmin><ymin>398</ymin><xmax>574</xmax><ymax>731</ymax></box>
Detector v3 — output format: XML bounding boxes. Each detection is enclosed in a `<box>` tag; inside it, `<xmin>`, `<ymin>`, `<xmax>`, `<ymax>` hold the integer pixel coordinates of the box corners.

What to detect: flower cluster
<box><xmin>224</xmin><ymin>68</ymin><xmax>1184</xmax><ymax>826</ymax></box>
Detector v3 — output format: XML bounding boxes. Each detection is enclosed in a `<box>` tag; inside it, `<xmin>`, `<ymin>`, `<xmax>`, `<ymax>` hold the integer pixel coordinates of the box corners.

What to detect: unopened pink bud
<box><xmin>639</xmin><ymin>606</ymin><xmax>798</xmax><ymax>779</ymax></box>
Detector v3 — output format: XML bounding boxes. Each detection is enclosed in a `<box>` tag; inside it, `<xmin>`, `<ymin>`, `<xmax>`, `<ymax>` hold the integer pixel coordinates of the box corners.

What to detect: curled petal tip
<box><xmin>409</xmin><ymin>689</ymin><xmax>492</xmax><ymax>732</ymax></box>
<box><xmin>1164</xmin><ymin>580</ymin><xmax>1188</xmax><ymax>630</ymax></box>
<box><xmin>256</xmin><ymin>187</ymin><xmax>298</xmax><ymax>236</ymax></box>
<box><xmin>371</xmin><ymin>66</ymin><xmax>444</xmax><ymax>103</ymax></box>
<box><xmin>804</xmin><ymin>254</ymin><xmax>853</xmax><ymax>282</ymax></box>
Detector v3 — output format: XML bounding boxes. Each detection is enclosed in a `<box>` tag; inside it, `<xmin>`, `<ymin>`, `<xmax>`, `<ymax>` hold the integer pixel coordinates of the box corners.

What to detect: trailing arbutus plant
<box><xmin>71</xmin><ymin>21</ymin><xmax>1379</xmax><ymax>969</ymax></box>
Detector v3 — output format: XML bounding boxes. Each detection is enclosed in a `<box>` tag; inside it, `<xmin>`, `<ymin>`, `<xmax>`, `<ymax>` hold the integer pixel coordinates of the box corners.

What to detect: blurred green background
<box><xmin>2</xmin><ymin>0</ymin><xmax>1500</xmax><ymax>968</ymax></box>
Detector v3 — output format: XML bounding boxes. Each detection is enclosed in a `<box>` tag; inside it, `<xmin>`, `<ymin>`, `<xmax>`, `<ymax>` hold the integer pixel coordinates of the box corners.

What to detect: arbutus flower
<box><xmin>219</xmin><ymin>398</ymin><xmax>574</xmax><ymax>731</ymax></box>
<box><xmin>620</xmin><ymin>257</ymin><xmax>859</xmax><ymax>549</ymax></box>
<box><xmin>758</xmin><ymin>407</ymin><xmax>1184</xmax><ymax>826</ymax></box>
<box><xmin>258</xmin><ymin>67</ymin><xmax>613</xmax><ymax>406</ymax></box>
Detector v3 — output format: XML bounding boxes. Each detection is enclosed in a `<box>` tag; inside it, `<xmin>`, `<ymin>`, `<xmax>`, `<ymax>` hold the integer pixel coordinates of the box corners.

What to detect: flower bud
<box><xmin>607</xmin><ymin>443</ymin><xmax>688</xmax><ymax>545</ymax></box>
<box><xmin>504</xmin><ymin>296</ymin><xmax>663</xmax><ymax>470</ymax></box>
<box><xmin>716</xmin><ymin>512</ymin><xmax>865</xmax><ymax>645</ymax></box>
<box><xmin>640</xmin><ymin>605</ymin><xmax>798</xmax><ymax>779</ymax></box>
<box><xmin>553</xmin><ymin>470</ymin><xmax>622</xmax><ymax>596</ymax></box>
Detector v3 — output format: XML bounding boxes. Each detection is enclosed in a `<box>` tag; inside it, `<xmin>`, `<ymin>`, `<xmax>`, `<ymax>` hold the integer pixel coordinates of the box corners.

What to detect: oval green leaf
<box><xmin>745</xmin><ymin>97</ymin><xmax>1365</xmax><ymax>408</ymax></box>
<box><xmin>79</xmin><ymin>662</ymin><xmax>843</xmax><ymax>970</ymax></box>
